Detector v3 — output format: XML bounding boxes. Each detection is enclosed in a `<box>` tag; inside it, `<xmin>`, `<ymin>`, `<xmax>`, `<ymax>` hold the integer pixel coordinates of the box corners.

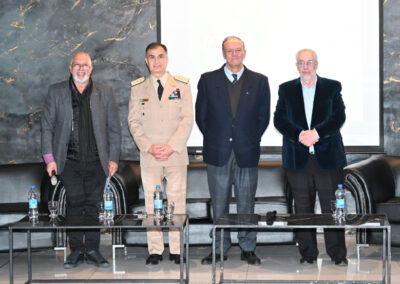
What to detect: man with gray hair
<box><xmin>41</xmin><ymin>51</ymin><xmax>121</xmax><ymax>269</ymax></box>
<box><xmin>196</xmin><ymin>36</ymin><xmax>270</xmax><ymax>265</ymax></box>
<box><xmin>274</xmin><ymin>48</ymin><xmax>348</xmax><ymax>265</ymax></box>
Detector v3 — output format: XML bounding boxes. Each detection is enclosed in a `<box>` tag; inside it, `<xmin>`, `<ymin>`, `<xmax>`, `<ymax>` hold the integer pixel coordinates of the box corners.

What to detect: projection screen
<box><xmin>160</xmin><ymin>0</ymin><xmax>381</xmax><ymax>152</ymax></box>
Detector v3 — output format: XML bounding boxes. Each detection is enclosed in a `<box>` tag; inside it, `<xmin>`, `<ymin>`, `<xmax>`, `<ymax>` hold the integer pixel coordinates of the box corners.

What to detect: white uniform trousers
<box><xmin>141</xmin><ymin>165</ymin><xmax>187</xmax><ymax>254</ymax></box>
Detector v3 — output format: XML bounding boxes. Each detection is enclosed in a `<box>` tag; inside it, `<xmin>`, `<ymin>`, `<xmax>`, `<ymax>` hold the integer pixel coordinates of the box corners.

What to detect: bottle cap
<box><xmin>156</xmin><ymin>185</ymin><xmax>161</xmax><ymax>189</ymax></box>
<box><xmin>338</xmin><ymin>184</ymin><xmax>343</xmax><ymax>188</ymax></box>
<box><xmin>30</xmin><ymin>185</ymin><xmax>36</xmax><ymax>189</ymax></box>
<box><xmin>106</xmin><ymin>185</ymin><xmax>111</xmax><ymax>190</ymax></box>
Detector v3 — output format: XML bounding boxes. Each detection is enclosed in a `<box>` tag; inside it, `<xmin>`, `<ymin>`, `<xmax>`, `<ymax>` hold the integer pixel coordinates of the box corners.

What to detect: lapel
<box><xmin>90</xmin><ymin>82</ymin><xmax>100</xmax><ymax>122</ymax></box>
<box><xmin>215</xmin><ymin>65</ymin><xmax>234</xmax><ymax>117</ymax></box>
<box><xmin>310</xmin><ymin>75</ymin><xmax>323</xmax><ymax>128</ymax></box>
<box><xmin>60</xmin><ymin>81</ymin><xmax>72</xmax><ymax>123</ymax></box>
<box><xmin>294</xmin><ymin>78</ymin><xmax>309</xmax><ymax>130</ymax></box>
<box><xmin>235</xmin><ymin>67</ymin><xmax>254</xmax><ymax>118</ymax></box>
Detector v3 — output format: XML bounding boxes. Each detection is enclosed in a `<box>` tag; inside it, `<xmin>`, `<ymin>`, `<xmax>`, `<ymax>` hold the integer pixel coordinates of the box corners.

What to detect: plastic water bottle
<box><xmin>335</xmin><ymin>184</ymin><xmax>346</xmax><ymax>221</ymax></box>
<box><xmin>28</xmin><ymin>185</ymin><xmax>39</xmax><ymax>221</ymax></box>
<box><xmin>154</xmin><ymin>185</ymin><xmax>163</xmax><ymax>220</ymax></box>
<box><xmin>104</xmin><ymin>186</ymin><xmax>114</xmax><ymax>220</ymax></box>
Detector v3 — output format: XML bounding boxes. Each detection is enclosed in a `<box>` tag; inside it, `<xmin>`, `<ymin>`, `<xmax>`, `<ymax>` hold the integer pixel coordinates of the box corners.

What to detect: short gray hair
<box><xmin>70</xmin><ymin>51</ymin><xmax>92</xmax><ymax>67</ymax></box>
<box><xmin>296</xmin><ymin>49</ymin><xmax>318</xmax><ymax>62</ymax></box>
<box><xmin>222</xmin><ymin>36</ymin><xmax>245</xmax><ymax>50</ymax></box>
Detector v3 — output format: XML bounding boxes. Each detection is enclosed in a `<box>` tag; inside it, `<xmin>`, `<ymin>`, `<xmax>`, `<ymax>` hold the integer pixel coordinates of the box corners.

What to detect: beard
<box><xmin>73</xmin><ymin>74</ymin><xmax>89</xmax><ymax>84</ymax></box>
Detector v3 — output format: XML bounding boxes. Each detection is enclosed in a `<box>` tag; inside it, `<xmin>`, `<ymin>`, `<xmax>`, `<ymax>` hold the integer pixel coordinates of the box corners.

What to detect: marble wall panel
<box><xmin>0</xmin><ymin>0</ymin><xmax>156</xmax><ymax>164</ymax></box>
<box><xmin>383</xmin><ymin>0</ymin><xmax>400</xmax><ymax>155</ymax></box>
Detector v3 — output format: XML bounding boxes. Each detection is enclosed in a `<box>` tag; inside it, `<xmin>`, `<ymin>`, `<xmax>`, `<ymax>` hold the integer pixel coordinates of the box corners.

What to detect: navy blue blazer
<box><xmin>274</xmin><ymin>76</ymin><xmax>347</xmax><ymax>170</ymax></box>
<box><xmin>195</xmin><ymin>65</ymin><xmax>270</xmax><ymax>168</ymax></box>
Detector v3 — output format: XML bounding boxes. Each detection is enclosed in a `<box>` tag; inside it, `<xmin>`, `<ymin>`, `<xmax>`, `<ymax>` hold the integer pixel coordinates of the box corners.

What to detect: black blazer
<box><xmin>195</xmin><ymin>65</ymin><xmax>270</xmax><ymax>168</ymax></box>
<box><xmin>274</xmin><ymin>76</ymin><xmax>347</xmax><ymax>170</ymax></box>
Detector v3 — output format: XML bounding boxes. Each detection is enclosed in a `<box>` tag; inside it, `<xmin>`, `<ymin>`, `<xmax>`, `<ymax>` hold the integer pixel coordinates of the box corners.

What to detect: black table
<box><xmin>9</xmin><ymin>214</ymin><xmax>189</xmax><ymax>284</ymax></box>
<box><xmin>212</xmin><ymin>213</ymin><xmax>391</xmax><ymax>284</ymax></box>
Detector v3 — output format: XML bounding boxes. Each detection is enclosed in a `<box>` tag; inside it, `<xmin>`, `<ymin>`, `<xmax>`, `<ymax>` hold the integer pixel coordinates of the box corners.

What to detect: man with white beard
<box><xmin>41</xmin><ymin>51</ymin><xmax>121</xmax><ymax>269</ymax></box>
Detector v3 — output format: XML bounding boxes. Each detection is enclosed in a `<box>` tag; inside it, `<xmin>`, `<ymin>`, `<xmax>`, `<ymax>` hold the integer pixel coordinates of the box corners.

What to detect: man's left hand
<box><xmin>299</xmin><ymin>129</ymin><xmax>319</xmax><ymax>147</ymax></box>
<box><xmin>155</xmin><ymin>145</ymin><xmax>174</xmax><ymax>161</ymax></box>
<box><xmin>108</xmin><ymin>161</ymin><xmax>118</xmax><ymax>177</ymax></box>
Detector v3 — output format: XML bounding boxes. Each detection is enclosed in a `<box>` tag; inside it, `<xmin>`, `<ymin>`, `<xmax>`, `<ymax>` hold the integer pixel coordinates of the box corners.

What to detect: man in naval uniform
<box><xmin>128</xmin><ymin>42</ymin><xmax>193</xmax><ymax>265</ymax></box>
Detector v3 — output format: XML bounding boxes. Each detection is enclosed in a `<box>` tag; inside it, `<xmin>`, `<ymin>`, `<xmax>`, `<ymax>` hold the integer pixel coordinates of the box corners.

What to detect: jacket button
<box><xmin>232</xmin><ymin>124</ymin><xmax>235</xmax><ymax>127</ymax></box>
<box><xmin>229</xmin><ymin>138</ymin><xmax>232</xmax><ymax>142</ymax></box>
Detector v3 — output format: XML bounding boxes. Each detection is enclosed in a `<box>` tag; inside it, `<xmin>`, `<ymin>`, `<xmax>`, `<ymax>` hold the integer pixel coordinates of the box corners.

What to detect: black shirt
<box><xmin>66</xmin><ymin>76</ymin><xmax>99</xmax><ymax>162</ymax></box>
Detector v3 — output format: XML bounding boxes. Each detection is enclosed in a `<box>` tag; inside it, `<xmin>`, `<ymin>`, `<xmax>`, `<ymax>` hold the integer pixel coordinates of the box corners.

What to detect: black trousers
<box><xmin>60</xmin><ymin>159</ymin><xmax>106</xmax><ymax>251</ymax></box>
<box><xmin>286</xmin><ymin>155</ymin><xmax>347</xmax><ymax>260</ymax></box>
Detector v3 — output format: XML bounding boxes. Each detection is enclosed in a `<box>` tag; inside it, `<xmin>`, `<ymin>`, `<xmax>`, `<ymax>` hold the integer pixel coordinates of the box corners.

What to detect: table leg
<box><xmin>112</xmin><ymin>244</ymin><xmax>125</xmax><ymax>274</ymax></box>
<box><xmin>185</xmin><ymin>218</ymin><xmax>189</xmax><ymax>284</ymax></box>
<box><xmin>54</xmin><ymin>246</ymin><xmax>67</xmax><ymax>262</ymax></box>
<box><xmin>28</xmin><ymin>229</ymin><xmax>32</xmax><ymax>282</ymax></box>
<box><xmin>382</xmin><ymin>228</ymin><xmax>386</xmax><ymax>283</ymax></box>
<box><xmin>388</xmin><ymin>226</ymin><xmax>391</xmax><ymax>284</ymax></box>
<box><xmin>220</xmin><ymin>228</ymin><xmax>224</xmax><ymax>284</ymax></box>
<box><xmin>180</xmin><ymin>226</ymin><xmax>184</xmax><ymax>284</ymax></box>
<box><xmin>9</xmin><ymin>227</ymin><xmax>13</xmax><ymax>284</ymax></box>
<box><xmin>212</xmin><ymin>226</ymin><xmax>216</xmax><ymax>284</ymax></box>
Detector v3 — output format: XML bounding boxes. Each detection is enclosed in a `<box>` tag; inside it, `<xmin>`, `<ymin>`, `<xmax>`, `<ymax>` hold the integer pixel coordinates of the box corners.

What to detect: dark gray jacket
<box><xmin>41</xmin><ymin>80</ymin><xmax>121</xmax><ymax>175</ymax></box>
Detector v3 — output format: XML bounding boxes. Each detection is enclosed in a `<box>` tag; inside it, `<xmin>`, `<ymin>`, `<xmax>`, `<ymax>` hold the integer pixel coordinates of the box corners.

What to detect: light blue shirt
<box><xmin>301</xmin><ymin>78</ymin><xmax>317</xmax><ymax>153</ymax></box>
<box><xmin>224</xmin><ymin>65</ymin><xmax>244</xmax><ymax>83</ymax></box>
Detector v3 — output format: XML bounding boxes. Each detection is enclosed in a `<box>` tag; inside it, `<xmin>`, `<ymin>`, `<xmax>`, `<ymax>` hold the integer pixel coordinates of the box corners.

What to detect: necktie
<box><xmin>157</xmin><ymin>80</ymin><xmax>163</xmax><ymax>100</ymax></box>
<box><xmin>232</xmin><ymin>73</ymin><xmax>238</xmax><ymax>84</ymax></box>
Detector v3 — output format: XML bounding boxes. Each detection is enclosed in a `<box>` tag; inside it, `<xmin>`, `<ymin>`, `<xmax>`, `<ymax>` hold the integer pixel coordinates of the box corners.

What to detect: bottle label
<box><xmin>29</xmin><ymin>199</ymin><xmax>38</xmax><ymax>209</ymax></box>
<box><xmin>336</xmin><ymin>199</ymin><xmax>345</xmax><ymax>209</ymax></box>
<box><xmin>154</xmin><ymin>199</ymin><xmax>163</xmax><ymax>209</ymax></box>
<box><xmin>104</xmin><ymin>200</ymin><xmax>113</xmax><ymax>210</ymax></box>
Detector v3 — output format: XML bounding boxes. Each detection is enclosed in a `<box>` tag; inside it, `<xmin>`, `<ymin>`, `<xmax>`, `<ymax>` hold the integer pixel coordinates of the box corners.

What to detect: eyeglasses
<box><xmin>71</xmin><ymin>63</ymin><xmax>90</xmax><ymax>70</ymax></box>
<box><xmin>224</xmin><ymin>48</ymin><xmax>244</xmax><ymax>54</ymax></box>
<box><xmin>297</xmin><ymin>60</ymin><xmax>316</xmax><ymax>68</ymax></box>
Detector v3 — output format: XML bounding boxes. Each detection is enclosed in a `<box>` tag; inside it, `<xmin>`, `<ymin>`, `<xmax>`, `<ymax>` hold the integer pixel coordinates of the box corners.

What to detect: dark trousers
<box><xmin>60</xmin><ymin>159</ymin><xmax>106</xmax><ymax>251</ymax></box>
<box><xmin>207</xmin><ymin>151</ymin><xmax>258</xmax><ymax>255</ymax></box>
<box><xmin>286</xmin><ymin>155</ymin><xmax>347</xmax><ymax>260</ymax></box>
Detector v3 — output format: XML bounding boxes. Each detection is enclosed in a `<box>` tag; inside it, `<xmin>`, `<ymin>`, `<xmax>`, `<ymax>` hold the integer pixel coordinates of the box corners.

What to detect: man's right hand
<box><xmin>299</xmin><ymin>130</ymin><xmax>319</xmax><ymax>147</ymax></box>
<box><xmin>148</xmin><ymin>144</ymin><xmax>173</xmax><ymax>161</ymax></box>
<box><xmin>46</xmin><ymin>162</ymin><xmax>58</xmax><ymax>177</ymax></box>
<box><xmin>148</xmin><ymin>145</ymin><xmax>159</xmax><ymax>157</ymax></box>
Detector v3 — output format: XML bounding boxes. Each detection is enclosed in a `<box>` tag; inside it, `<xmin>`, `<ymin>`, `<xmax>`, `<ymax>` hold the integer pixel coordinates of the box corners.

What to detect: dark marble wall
<box><xmin>0</xmin><ymin>0</ymin><xmax>398</xmax><ymax>165</ymax></box>
<box><xmin>383</xmin><ymin>0</ymin><xmax>400</xmax><ymax>156</ymax></box>
<box><xmin>0</xmin><ymin>0</ymin><xmax>156</xmax><ymax>164</ymax></box>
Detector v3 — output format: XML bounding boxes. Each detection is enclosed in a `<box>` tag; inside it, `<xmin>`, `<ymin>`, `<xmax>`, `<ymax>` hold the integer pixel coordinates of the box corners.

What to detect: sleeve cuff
<box><xmin>298</xmin><ymin>130</ymin><xmax>304</xmax><ymax>141</ymax></box>
<box><xmin>313</xmin><ymin>129</ymin><xmax>320</xmax><ymax>139</ymax></box>
<box><xmin>43</xmin><ymin>153</ymin><xmax>55</xmax><ymax>164</ymax></box>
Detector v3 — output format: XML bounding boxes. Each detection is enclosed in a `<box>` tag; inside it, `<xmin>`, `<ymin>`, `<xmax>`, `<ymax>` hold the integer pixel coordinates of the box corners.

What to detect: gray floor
<box><xmin>1</xmin><ymin>233</ymin><xmax>398</xmax><ymax>284</ymax></box>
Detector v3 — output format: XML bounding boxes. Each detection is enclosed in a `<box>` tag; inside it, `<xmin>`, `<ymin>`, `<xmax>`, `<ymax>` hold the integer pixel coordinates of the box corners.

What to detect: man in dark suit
<box><xmin>196</xmin><ymin>36</ymin><xmax>270</xmax><ymax>265</ymax></box>
<box><xmin>41</xmin><ymin>51</ymin><xmax>121</xmax><ymax>269</ymax></box>
<box><xmin>274</xmin><ymin>49</ymin><xmax>347</xmax><ymax>265</ymax></box>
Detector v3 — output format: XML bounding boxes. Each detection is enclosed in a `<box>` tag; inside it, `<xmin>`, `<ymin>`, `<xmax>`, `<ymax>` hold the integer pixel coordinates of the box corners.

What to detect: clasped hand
<box><xmin>299</xmin><ymin>129</ymin><xmax>319</xmax><ymax>147</ymax></box>
<box><xmin>148</xmin><ymin>144</ymin><xmax>174</xmax><ymax>161</ymax></box>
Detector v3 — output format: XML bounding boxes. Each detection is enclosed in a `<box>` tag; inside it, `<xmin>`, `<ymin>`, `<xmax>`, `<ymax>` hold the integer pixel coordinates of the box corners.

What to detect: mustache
<box><xmin>73</xmin><ymin>75</ymin><xmax>89</xmax><ymax>84</ymax></box>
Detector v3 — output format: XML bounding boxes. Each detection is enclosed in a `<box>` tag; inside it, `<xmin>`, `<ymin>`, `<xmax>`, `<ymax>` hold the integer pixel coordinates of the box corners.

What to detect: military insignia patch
<box><xmin>168</xmin><ymin>88</ymin><xmax>181</xmax><ymax>100</ymax></box>
<box><xmin>131</xmin><ymin>77</ymin><xmax>145</xmax><ymax>87</ymax></box>
<box><xmin>174</xmin><ymin>75</ymin><xmax>189</xmax><ymax>84</ymax></box>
